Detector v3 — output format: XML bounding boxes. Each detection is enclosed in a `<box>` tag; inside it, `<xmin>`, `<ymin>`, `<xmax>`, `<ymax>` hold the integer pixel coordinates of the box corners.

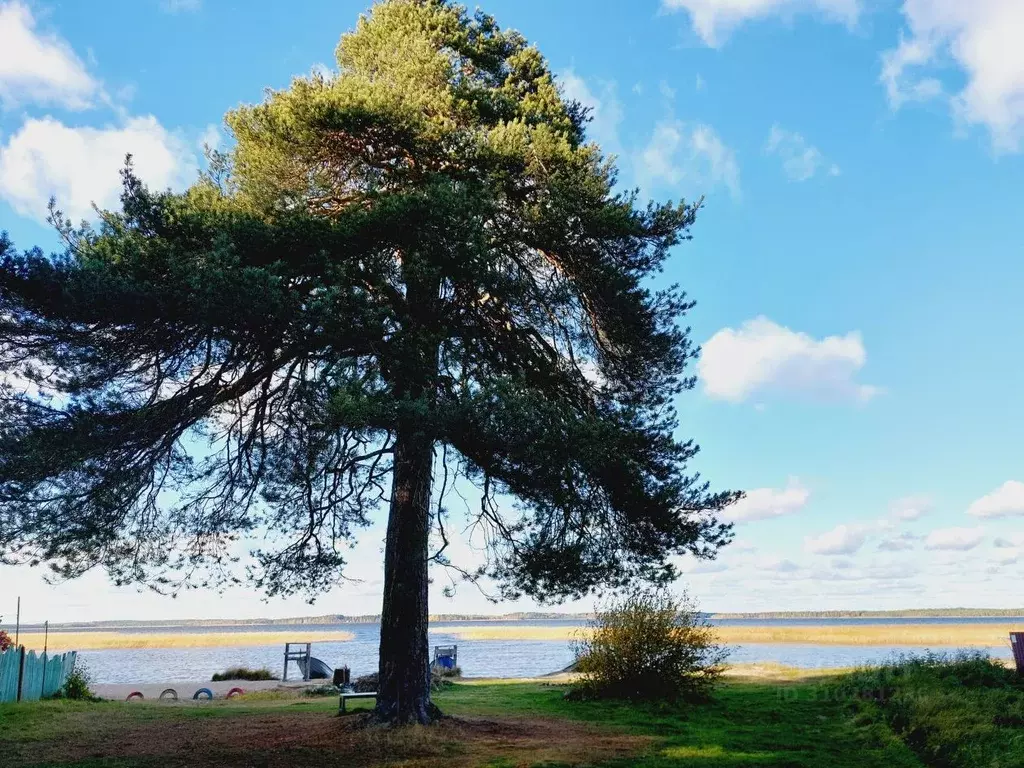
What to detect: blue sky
<box><xmin>2</xmin><ymin>0</ymin><xmax>1023</xmax><ymax>623</ymax></box>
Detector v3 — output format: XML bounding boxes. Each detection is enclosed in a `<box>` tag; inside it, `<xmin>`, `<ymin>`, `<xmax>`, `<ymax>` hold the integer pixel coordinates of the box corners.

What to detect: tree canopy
<box><xmin>0</xmin><ymin>0</ymin><xmax>736</xmax><ymax>722</ymax></box>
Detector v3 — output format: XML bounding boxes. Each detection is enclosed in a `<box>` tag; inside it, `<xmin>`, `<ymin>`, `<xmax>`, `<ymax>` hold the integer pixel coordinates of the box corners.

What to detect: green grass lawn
<box><xmin>0</xmin><ymin>677</ymin><xmax>923</xmax><ymax>768</ymax></box>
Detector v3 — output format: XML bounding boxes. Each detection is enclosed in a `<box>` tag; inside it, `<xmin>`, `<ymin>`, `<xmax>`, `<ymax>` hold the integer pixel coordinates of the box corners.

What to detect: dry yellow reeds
<box><xmin>429</xmin><ymin>623</ymin><xmax>1021</xmax><ymax>648</ymax></box>
<box><xmin>14</xmin><ymin>630</ymin><xmax>355</xmax><ymax>651</ymax></box>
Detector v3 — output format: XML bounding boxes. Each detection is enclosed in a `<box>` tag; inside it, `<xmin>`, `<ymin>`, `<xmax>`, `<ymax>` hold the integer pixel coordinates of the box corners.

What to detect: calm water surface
<box><xmin>38</xmin><ymin>618</ymin><xmax>1016</xmax><ymax>684</ymax></box>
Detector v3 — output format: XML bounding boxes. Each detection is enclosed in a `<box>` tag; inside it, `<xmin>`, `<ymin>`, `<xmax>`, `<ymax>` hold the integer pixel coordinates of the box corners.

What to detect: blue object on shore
<box><xmin>193</xmin><ymin>687</ymin><xmax>213</xmax><ymax>700</ymax></box>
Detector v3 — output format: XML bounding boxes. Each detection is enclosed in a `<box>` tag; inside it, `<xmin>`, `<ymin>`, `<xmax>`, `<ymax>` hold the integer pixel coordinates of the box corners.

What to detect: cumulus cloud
<box><xmin>661</xmin><ymin>0</ymin><xmax>860</xmax><ymax>47</ymax></box>
<box><xmin>967</xmin><ymin>481</ymin><xmax>1024</xmax><ymax>518</ymax></box>
<box><xmin>878</xmin><ymin>532</ymin><xmax>921</xmax><ymax>552</ymax></box>
<box><xmin>724</xmin><ymin>481</ymin><xmax>811</xmax><ymax>524</ymax></box>
<box><xmin>804</xmin><ymin>524</ymin><xmax>869</xmax><ymax>555</ymax></box>
<box><xmin>698</xmin><ymin>316</ymin><xmax>879</xmax><ymax>403</ymax></box>
<box><xmin>764</xmin><ymin>124</ymin><xmax>840</xmax><ymax>181</ymax></box>
<box><xmin>882</xmin><ymin>0</ymin><xmax>1024</xmax><ymax>151</ymax></box>
<box><xmin>637</xmin><ymin>119</ymin><xmax>740</xmax><ymax>198</ymax></box>
<box><xmin>994</xmin><ymin>534</ymin><xmax>1024</xmax><ymax>549</ymax></box>
<box><xmin>559</xmin><ymin>70</ymin><xmax>623</xmax><ymax>156</ymax></box>
<box><xmin>889</xmin><ymin>494</ymin><xmax>932</xmax><ymax>521</ymax></box>
<box><xmin>924</xmin><ymin>526</ymin><xmax>985</xmax><ymax>551</ymax></box>
<box><xmin>0</xmin><ymin>1</ymin><xmax>98</xmax><ymax>109</ymax></box>
<box><xmin>721</xmin><ymin>480</ymin><xmax>810</xmax><ymax>522</ymax></box>
<box><xmin>756</xmin><ymin>556</ymin><xmax>801</xmax><ymax>573</ymax></box>
<box><xmin>0</xmin><ymin>116</ymin><xmax>197</xmax><ymax>222</ymax></box>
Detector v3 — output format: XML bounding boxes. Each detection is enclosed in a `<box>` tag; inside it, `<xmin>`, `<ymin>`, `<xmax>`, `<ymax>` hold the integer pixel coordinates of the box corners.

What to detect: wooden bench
<box><xmin>338</xmin><ymin>691</ymin><xmax>377</xmax><ymax>713</ymax></box>
<box><xmin>1011</xmin><ymin>633</ymin><xmax>1024</xmax><ymax>673</ymax></box>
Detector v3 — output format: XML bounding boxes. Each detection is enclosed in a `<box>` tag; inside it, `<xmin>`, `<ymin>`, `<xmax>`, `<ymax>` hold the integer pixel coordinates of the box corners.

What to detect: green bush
<box><xmin>569</xmin><ymin>588</ymin><xmax>727</xmax><ymax>703</ymax></box>
<box><xmin>211</xmin><ymin>666</ymin><xmax>279</xmax><ymax>682</ymax></box>
<box><xmin>835</xmin><ymin>651</ymin><xmax>1024</xmax><ymax>768</ymax></box>
<box><xmin>351</xmin><ymin>668</ymin><xmax>455</xmax><ymax>693</ymax></box>
<box><xmin>60</xmin><ymin>659</ymin><xmax>96</xmax><ymax>701</ymax></box>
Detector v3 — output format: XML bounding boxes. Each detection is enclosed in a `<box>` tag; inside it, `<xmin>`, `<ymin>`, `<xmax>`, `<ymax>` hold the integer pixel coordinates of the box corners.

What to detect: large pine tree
<box><xmin>0</xmin><ymin>0</ymin><xmax>736</xmax><ymax>723</ymax></box>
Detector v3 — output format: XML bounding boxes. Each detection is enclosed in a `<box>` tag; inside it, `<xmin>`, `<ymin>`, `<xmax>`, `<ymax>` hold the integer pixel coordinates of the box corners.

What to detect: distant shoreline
<box><xmin>6</xmin><ymin>607</ymin><xmax>1024</xmax><ymax>632</ymax></box>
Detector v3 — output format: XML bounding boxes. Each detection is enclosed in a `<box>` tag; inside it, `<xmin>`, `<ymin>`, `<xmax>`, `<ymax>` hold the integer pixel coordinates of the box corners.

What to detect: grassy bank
<box><xmin>14</xmin><ymin>630</ymin><xmax>355</xmax><ymax>651</ymax></box>
<box><xmin>431</xmin><ymin>622</ymin><xmax>1021</xmax><ymax>647</ymax></box>
<box><xmin>835</xmin><ymin>652</ymin><xmax>1024</xmax><ymax>767</ymax></box>
<box><xmin>0</xmin><ymin>677</ymin><xmax>921</xmax><ymax>767</ymax></box>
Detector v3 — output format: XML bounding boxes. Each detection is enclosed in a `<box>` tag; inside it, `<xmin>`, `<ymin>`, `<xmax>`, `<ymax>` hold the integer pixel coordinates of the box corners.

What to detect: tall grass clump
<box><xmin>569</xmin><ymin>588</ymin><xmax>727</xmax><ymax>703</ymax></box>
<box><xmin>835</xmin><ymin>651</ymin><xmax>1024</xmax><ymax>767</ymax></box>
<box><xmin>211</xmin><ymin>666</ymin><xmax>279</xmax><ymax>682</ymax></box>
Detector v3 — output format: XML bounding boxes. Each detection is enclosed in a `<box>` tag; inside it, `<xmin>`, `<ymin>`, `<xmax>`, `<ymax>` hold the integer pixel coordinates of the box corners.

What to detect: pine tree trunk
<box><xmin>372</xmin><ymin>255</ymin><xmax>440</xmax><ymax>725</ymax></box>
<box><xmin>374</xmin><ymin>425</ymin><xmax>437</xmax><ymax>724</ymax></box>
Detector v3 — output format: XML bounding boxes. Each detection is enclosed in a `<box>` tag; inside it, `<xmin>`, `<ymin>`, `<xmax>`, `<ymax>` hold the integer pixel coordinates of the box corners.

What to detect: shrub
<box><xmin>569</xmin><ymin>588</ymin><xmax>727</xmax><ymax>703</ymax></box>
<box><xmin>303</xmin><ymin>684</ymin><xmax>340</xmax><ymax>697</ymax></box>
<box><xmin>433</xmin><ymin>664</ymin><xmax>462</xmax><ymax>679</ymax></box>
<box><xmin>211</xmin><ymin>666</ymin><xmax>279</xmax><ymax>682</ymax></box>
<box><xmin>352</xmin><ymin>669</ymin><xmax>454</xmax><ymax>693</ymax></box>
<box><xmin>61</xmin><ymin>659</ymin><xmax>96</xmax><ymax>700</ymax></box>
<box><xmin>353</xmin><ymin>672</ymin><xmax>378</xmax><ymax>692</ymax></box>
<box><xmin>0</xmin><ymin>629</ymin><xmax>12</xmax><ymax>652</ymax></box>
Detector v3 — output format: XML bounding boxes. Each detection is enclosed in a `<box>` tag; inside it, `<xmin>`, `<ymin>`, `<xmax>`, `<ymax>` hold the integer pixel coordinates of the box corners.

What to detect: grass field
<box><xmin>13</xmin><ymin>630</ymin><xmax>355</xmax><ymax>651</ymax></box>
<box><xmin>0</xmin><ymin>677</ymin><xmax>923</xmax><ymax>767</ymax></box>
<box><xmin>431</xmin><ymin>622</ymin><xmax>1021</xmax><ymax>648</ymax></box>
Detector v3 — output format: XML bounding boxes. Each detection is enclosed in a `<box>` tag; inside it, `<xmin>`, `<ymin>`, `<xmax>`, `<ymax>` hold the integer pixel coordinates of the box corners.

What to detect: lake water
<box><xmin>35</xmin><ymin>618</ymin><xmax>1017</xmax><ymax>684</ymax></box>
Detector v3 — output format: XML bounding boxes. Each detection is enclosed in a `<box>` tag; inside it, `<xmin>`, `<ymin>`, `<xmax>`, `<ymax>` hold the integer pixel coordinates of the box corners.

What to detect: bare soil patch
<box><xmin>9</xmin><ymin>709</ymin><xmax>648</xmax><ymax>767</ymax></box>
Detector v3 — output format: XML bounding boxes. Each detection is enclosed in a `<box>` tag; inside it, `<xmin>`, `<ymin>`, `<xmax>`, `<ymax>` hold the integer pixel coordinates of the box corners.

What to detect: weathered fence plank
<box><xmin>0</xmin><ymin>648</ymin><xmax>78</xmax><ymax>703</ymax></box>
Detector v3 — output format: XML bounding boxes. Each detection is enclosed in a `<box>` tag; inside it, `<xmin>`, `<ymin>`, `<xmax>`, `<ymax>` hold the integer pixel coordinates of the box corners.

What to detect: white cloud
<box><xmin>756</xmin><ymin>556</ymin><xmax>801</xmax><ymax>573</ymax></box>
<box><xmin>889</xmin><ymin>494</ymin><xmax>932</xmax><ymax>521</ymax></box>
<box><xmin>0</xmin><ymin>1</ymin><xmax>98</xmax><ymax>110</ymax></box>
<box><xmin>722</xmin><ymin>480</ymin><xmax>810</xmax><ymax>522</ymax></box>
<box><xmin>764</xmin><ymin>124</ymin><xmax>839</xmax><ymax>181</ymax></box>
<box><xmin>661</xmin><ymin>0</ymin><xmax>860</xmax><ymax>47</ymax></box>
<box><xmin>698</xmin><ymin>316</ymin><xmax>879</xmax><ymax>403</ymax></box>
<box><xmin>559</xmin><ymin>70</ymin><xmax>623</xmax><ymax>157</ymax></box>
<box><xmin>924</xmin><ymin>526</ymin><xmax>985</xmax><ymax>551</ymax></box>
<box><xmin>198</xmin><ymin>124</ymin><xmax>221</xmax><ymax>152</ymax></box>
<box><xmin>804</xmin><ymin>524</ymin><xmax>869</xmax><ymax>555</ymax></box>
<box><xmin>994</xmin><ymin>534</ymin><xmax>1024</xmax><ymax>549</ymax></box>
<box><xmin>883</xmin><ymin>0</ymin><xmax>1024</xmax><ymax>151</ymax></box>
<box><xmin>878</xmin><ymin>532</ymin><xmax>921</xmax><ymax>551</ymax></box>
<box><xmin>637</xmin><ymin>120</ymin><xmax>740</xmax><ymax>199</ymax></box>
<box><xmin>161</xmin><ymin>0</ymin><xmax>202</xmax><ymax>12</ymax></box>
<box><xmin>967</xmin><ymin>481</ymin><xmax>1024</xmax><ymax>518</ymax></box>
<box><xmin>0</xmin><ymin>116</ymin><xmax>197</xmax><ymax>222</ymax></box>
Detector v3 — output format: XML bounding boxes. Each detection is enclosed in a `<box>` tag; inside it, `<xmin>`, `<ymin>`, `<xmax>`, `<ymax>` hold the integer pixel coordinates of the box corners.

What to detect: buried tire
<box><xmin>125</xmin><ymin>691</ymin><xmax>144</xmax><ymax>701</ymax></box>
<box><xmin>192</xmin><ymin>688</ymin><xmax>213</xmax><ymax>701</ymax></box>
<box><xmin>159</xmin><ymin>688</ymin><xmax>178</xmax><ymax>701</ymax></box>
<box><xmin>226</xmin><ymin>687</ymin><xmax>244</xmax><ymax>698</ymax></box>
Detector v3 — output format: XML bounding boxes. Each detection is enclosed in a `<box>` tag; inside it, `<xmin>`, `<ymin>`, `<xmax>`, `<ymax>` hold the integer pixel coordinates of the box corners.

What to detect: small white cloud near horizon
<box><xmin>722</xmin><ymin>480</ymin><xmax>810</xmax><ymax>522</ymax></box>
<box><xmin>804</xmin><ymin>523</ymin><xmax>869</xmax><ymax>555</ymax></box>
<box><xmin>889</xmin><ymin>494</ymin><xmax>932</xmax><ymax>521</ymax></box>
<box><xmin>0</xmin><ymin>1</ymin><xmax>99</xmax><ymax>110</ymax></box>
<box><xmin>764</xmin><ymin>124</ymin><xmax>840</xmax><ymax>181</ymax></box>
<box><xmin>924</xmin><ymin>526</ymin><xmax>985</xmax><ymax>551</ymax></box>
<box><xmin>0</xmin><ymin>115</ymin><xmax>198</xmax><ymax>223</ymax></box>
<box><xmin>661</xmin><ymin>0</ymin><xmax>860</xmax><ymax>47</ymax></box>
<box><xmin>882</xmin><ymin>0</ymin><xmax>1024</xmax><ymax>152</ymax></box>
<box><xmin>637</xmin><ymin>119</ymin><xmax>740</xmax><ymax>199</ymax></box>
<box><xmin>698</xmin><ymin>316</ymin><xmax>879</xmax><ymax>403</ymax></box>
<box><xmin>967</xmin><ymin>481</ymin><xmax>1024</xmax><ymax>518</ymax></box>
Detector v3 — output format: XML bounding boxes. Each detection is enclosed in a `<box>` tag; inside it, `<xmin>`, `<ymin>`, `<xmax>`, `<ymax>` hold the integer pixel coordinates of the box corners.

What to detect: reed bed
<box><xmin>430</xmin><ymin>623</ymin><xmax>1020</xmax><ymax>647</ymax></box>
<box><xmin>13</xmin><ymin>630</ymin><xmax>355</xmax><ymax>651</ymax></box>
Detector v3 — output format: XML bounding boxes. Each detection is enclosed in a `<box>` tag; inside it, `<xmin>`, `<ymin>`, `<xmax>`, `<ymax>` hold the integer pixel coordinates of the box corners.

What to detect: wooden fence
<box><xmin>0</xmin><ymin>648</ymin><xmax>77</xmax><ymax>703</ymax></box>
